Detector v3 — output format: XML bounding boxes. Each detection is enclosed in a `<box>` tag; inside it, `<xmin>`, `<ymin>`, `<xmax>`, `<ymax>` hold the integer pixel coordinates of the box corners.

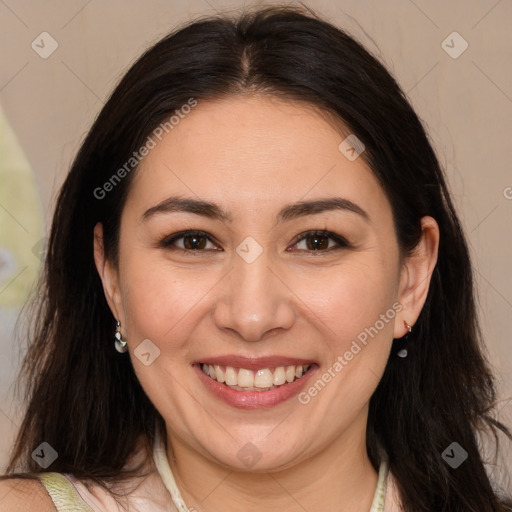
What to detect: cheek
<box><xmin>293</xmin><ymin>266</ymin><xmax>398</xmax><ymax>426</ymax></box>
<box><xmin>294</xmin><ymin>256</ymin><xmax>399</xmax><ymax>350</ymax></box>
<box><xmin>118</xmin><ymin>247</ymin><xmax>231</xmax><ymax>376</ymax></box>
<box><xmin>118</xmin><ymin>256</ymin><xmax>212</xmax><ymax>413</ymax></box>
<box><xmin>124</xmin><ymin>273</ymin><xmax>208</xmax><ymax>338</ymax></box>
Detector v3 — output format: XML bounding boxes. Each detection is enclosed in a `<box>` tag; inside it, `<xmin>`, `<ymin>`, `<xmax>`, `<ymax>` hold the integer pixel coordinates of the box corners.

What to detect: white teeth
<box><xmin>201</xmin><ymin>363</ymin><xmax>311</xmax><ymax>389</ymax></box>
<box><xmin>238</xmin><ymin>368</ymin><xmax>254</xmax><ymax>387</ymax></box>
<box><xmin>215</xmin><ymin>365</ymin><xmax>225</xmax><ymax>383</ymax></box>
<box><xmin>254</xmin><ymin>369</ymin><xmax>273</xmax><ymax>388</ymax></box>
<box><xmin>273</xmin><ymin>366</ymin><xmax>286</xmax><ymax>385</ymax></box>
<box><xmin>225</xmin><ymin>366</ymin><xmax>237</xmax><ymax>386</ymax></box>
<box><xmin>285</xmin><ymin>366</ymin><xmax>295</xmax><ymax>383</ymax></box>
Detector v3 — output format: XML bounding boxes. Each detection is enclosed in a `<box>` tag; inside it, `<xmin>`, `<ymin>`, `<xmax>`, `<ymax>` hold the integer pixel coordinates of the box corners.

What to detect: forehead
<box><xmin>124</xmin><ymin>95</ymin><xmax>391</xmax><ymax>224</ymax></box>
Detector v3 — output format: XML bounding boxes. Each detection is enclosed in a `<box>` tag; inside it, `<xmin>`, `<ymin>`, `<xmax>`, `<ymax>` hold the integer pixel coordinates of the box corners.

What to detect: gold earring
<box><xmin>397</xmin><ymin>321</ymin><xmax>412</xmax><ymax>358</ymax></box>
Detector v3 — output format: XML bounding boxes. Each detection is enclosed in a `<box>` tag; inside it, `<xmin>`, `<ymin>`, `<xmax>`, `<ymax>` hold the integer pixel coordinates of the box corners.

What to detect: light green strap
<box><xmin>37</xmin><ymin>472</ymin><xmax>95</xmax><ymax>512</ymax></box>
<box><xmin>369</xmin><ymin>458</ymin><xmax>388</xmax><ymax>512</ymax></box>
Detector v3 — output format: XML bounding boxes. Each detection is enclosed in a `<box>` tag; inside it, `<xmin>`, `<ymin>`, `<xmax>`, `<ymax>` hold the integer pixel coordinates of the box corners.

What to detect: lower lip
<box><xmin>193</xmin><ymin>364</ymin><xmax>318</xmax><ymax>409</ymax></box>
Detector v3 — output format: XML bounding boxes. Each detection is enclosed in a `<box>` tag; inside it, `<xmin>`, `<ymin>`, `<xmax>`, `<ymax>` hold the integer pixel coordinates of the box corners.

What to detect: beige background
<box><xmin>0</xmin><ymin>0</ymin><xmax>511</xmax><ymax>478</ymax></box>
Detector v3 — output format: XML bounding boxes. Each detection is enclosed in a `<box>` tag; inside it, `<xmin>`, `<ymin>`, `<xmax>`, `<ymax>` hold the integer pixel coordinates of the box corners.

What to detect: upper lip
<box><xmin>194</xmin><ymin>355</ymin><xmax>316</xmax><ymax>370</ymax></box>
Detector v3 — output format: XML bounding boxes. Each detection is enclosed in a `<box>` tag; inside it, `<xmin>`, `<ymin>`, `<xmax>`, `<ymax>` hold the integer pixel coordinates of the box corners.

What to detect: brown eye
<box><xmin>159</xmin><ymin>230</ymin><xmax>219</xmax><ymax>252</ymax></box>
<box><xmin>182</xmin><ymin>234</ymin><xmax>208</xmax><ymax>250</ymax></box>
<box><xmin>291</xmin><ymin>230</ymin><xmax>349</xmax><ymax>252</ymax></box>
<box><xmin>303</xmin><ymin>234</ymin><xmax>330</xmax><ymax>251</ymax></box>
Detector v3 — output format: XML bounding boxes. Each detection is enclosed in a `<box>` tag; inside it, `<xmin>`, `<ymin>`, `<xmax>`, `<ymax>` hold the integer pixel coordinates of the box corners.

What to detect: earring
<box><xmin>114</xmin><ymin>320</ymin><xmax>128</xmax><ymax>353</ymax></box>
<box><xmin>397</xmin><ymin>321</ymin><xmax>412</xmax><ymax>358</ymax></box>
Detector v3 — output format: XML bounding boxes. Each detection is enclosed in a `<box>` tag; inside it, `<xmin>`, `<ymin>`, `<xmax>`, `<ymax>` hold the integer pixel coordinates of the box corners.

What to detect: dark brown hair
<box><xmin>3</xmin><ymin>5</ymin><xmax>511</xmax><ymax>510</ymax></box>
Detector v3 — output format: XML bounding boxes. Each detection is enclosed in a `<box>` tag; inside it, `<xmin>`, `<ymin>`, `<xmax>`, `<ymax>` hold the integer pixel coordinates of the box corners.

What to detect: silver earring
<box><xmin>114</xmin><ymin>321</ymin><xmax>128</xmax><ymax>353</ymax></box>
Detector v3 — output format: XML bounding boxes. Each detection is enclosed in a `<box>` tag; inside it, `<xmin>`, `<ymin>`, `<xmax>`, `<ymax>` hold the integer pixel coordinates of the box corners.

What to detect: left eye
<box><xmin>290</xmin><ymin>230</ymin><xmax>349</xmax><ymax>252</ymax></box>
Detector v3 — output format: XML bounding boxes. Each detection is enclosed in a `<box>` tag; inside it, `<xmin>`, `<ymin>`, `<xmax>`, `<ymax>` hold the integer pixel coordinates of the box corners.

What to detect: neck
<box><xmin>164</xmin><ymin>412</ymin><xmax>378</xmax><ymax>512</ymax></box>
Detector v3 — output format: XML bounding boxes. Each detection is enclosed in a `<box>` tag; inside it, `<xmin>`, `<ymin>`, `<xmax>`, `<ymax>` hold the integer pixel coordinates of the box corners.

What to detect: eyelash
<box><xmin>158</xmin><ymin>229</ymin><xmax>350</xmax><ymax>254</ymax></box>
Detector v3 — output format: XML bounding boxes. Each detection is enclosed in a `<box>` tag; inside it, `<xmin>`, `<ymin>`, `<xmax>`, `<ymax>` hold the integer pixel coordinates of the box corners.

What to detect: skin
<box><xmin>94</xmin><ymin>94</ymin><xmax>439</xmax><ymax>511</ymax></box>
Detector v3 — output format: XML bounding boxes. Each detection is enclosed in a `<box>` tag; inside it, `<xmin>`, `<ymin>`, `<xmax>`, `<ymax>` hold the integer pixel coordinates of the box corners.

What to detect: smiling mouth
<box><xmin>200</xmin><ymin>363</ymin><xmax>312</xmax><ymax>391</ymax></box>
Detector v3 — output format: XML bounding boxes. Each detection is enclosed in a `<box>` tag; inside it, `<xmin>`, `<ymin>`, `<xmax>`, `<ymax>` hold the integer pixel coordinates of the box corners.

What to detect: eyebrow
<box><xmin>141</xmin><ymin>196</ymin><xmax>370</xmax><ymax>223</ymax></box>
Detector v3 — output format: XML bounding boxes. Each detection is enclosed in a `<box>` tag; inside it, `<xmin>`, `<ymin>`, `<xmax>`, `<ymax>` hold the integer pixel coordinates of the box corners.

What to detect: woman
<box><xmin>1</xmin><ymin>6</ymin><xmax>510</xmax><ymax>511</ymax></box>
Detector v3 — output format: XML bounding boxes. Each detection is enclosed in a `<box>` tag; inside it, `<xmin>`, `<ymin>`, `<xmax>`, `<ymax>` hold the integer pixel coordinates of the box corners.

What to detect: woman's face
<box><xmin>95</xmin><ymin>95</ymin><xmax>429</xmax><ymax>471</ymax></box>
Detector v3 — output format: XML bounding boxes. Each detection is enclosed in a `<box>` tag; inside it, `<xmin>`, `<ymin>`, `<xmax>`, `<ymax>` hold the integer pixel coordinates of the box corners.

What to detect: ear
<box><xmin>394</xmin><ymin>216</ymin><xmax>439</xmax><ymax>338</ymax></box>
<box><xmin>93</xmin><ymin>222</ymin><xmax>124</xmax><ymax>324</ymax></box>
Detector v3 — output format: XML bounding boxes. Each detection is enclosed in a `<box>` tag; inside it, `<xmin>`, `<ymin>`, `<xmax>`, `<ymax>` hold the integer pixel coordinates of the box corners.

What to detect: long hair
<box><xmin>4</xmin><ymin>6</ymin><xmax>511</xmax><ymax>510</ymax></box>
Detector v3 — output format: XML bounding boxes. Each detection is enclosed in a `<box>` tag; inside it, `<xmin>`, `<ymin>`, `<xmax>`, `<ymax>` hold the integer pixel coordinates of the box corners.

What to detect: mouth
<box><xmin>193</xmin><ymin>359</ymin><xmax>318</xmax><ymax>409</ymax></box>
<box><xmin>200</xmin><ymin>363</ymin><xmax>312</xmax><ymax>391</ymax></box>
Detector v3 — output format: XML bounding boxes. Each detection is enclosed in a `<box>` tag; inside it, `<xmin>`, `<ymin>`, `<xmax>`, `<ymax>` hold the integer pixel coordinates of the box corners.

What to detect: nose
<box><xmin>212</xmin><ymin>251</ymin><xmax>296</xmax><ymax>342</ymax></box>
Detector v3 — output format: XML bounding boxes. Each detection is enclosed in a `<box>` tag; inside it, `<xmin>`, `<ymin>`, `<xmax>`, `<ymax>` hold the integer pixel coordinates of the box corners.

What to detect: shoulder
<box><xmin>0</xmin><ymin>477</ymin><xmax>57</xmax><ymax>511</ymax></box>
